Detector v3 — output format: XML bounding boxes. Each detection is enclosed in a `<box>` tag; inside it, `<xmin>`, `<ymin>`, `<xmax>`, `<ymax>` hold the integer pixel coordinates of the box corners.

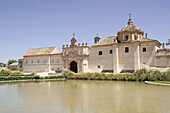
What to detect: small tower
<box><xmin>162</xmin><ymin>43</ymin><xmax>165</xmax><ymax>49</ymax></box>
<box><xmin>145</xmin><ymin>33</ymin><xmax>148</xmax><ymax>39</ymax></box>
<box><xmin>94</xmin><ymin>33</ymin><xmax>101</xmax><ymax>44</ymax></box>
<box><xmin>71</xmin><ymin>33</ymin><xmax>77</xmax><ymax>47</ymax></box>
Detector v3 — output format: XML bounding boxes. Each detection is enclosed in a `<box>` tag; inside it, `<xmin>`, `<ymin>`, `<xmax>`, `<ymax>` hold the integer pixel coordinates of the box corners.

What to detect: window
<box><xmin>32</xmin><ymin>59</ymin><xmax>34</xmax><ymax>63</ymax></box>
<box><xmin>109</xmin><ymin>50</ymin><xmax>112</xmax><ymax>54</ymax></box>
<box><xmin>143</xmin><ymin>47</ymin><xmax>146</xmax><ymax>52</ymax></box>
<box><xmin>98</xmin><ymin>65</ymin><xmax>100</xmax><ymax>68</ymax></box>
<box><xmin>126</xmin><ymin>35</ymin><xmax>128</xmax><ymax>40</ymax></box>
<box><xmin>26</xmin><ymin>60</ymin><xmax>28</xmax><ymax>64</ymax></box>
<box><xmin>44</xmin><ymin>59</ymin><xmax>46</xmax><ymax>63</ymax></box>
<box><xmin>134</xmin><ymin>35</ymin><xmax>137</xmax><ymax>40</ymax></box>
<box><xmin>37</xmin><ymin>59</ymin><xmax>40</xmax><ymax>63</ymax></box>
<box><xmin>52</xmin><ymin>59</ymin><xmax>54</xmax><ymax>63</ymax></box>
<box><xmin>57</xmin><ymin>59</ymin><xmax>59</xmax><ymax>63</ymax></box>
<box><xmin>125</xmin><ymin>47</ymin><xmax>129</xmax><ymax>53</ymax></box>
<box><xmin>99</xmin><ymin>51</ymin><xmax>102</xmax><ymax>55</ymax></box>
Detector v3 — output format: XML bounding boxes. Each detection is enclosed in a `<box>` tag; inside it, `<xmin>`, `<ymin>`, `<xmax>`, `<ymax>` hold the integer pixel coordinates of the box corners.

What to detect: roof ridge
<box><xmin>30</xmin><ymin>46</ymin><xmax>56</xmax><ymax>50</ymax></box>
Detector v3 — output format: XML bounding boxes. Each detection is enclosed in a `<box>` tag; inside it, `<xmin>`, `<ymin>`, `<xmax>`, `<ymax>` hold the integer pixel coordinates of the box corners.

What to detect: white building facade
<box><xmin>20</xmin><ymin>17</ymin><xmax>170</xmax><ymax>74</ymax></box>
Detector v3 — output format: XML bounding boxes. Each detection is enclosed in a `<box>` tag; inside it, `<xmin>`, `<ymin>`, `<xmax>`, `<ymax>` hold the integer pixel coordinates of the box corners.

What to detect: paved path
<box><xmin>145</xmin><ymin>81</ymin><xmax>170</xmax><ymax>86</ymax></box>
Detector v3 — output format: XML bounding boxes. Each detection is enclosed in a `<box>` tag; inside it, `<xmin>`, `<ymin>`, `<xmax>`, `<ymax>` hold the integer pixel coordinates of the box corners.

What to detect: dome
<box><xmin>121</xmin><ymin>24</ymin><xmax>139</xmax><ymax>31</ymax></box>
<box><xmin>121</xmin><ymin>17</ymin><xmax>140</xmax><ymax>31</ymax></box>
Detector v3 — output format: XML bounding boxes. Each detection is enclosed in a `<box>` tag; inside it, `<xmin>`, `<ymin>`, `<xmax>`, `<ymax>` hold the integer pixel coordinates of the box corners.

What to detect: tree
<box><xmin>8</xmin><ymin>59</ymin><xmax>17</xmax><ymax>66</ymax></box>
<box><xmin>166</xmin><ymin>39</ymin><xmax>170</xmax><ymax>46</ymax></box>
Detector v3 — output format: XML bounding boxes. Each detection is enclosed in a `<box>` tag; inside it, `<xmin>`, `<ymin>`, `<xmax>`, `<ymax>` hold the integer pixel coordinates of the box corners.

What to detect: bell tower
<box><xmin>94</xmin><ymin>33</ymin><xmax>101</xmax><ymax>44</ymax></box>
<box><xmin>70</xmin><ymin>33</ymin><xmax>77</xmax><ymax>47</ymax></box>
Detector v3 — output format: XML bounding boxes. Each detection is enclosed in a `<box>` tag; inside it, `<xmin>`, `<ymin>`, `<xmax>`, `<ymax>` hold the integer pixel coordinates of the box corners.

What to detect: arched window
<box><xmin>32</xmin><ymin>59</ymin><xmax>34</xmax><ymax>63</ymax></box>
<box><xmin>126</xmin><ymin>35</ymin><xmax>128</xmax><ymax>40</ymax></box>
<box><xmin>134</xmin><ymin>35</ymin><xmax>138</xmax><ymax>40</ymax></box>
<box><xmin>37</xmin><ymin>59</ymin><xmax>40</xmax><ymax>63</ymax></box>
<box><xmin>26</xmin><ymin>60</ymin><xmax>28</xmax><ymax>64</ymax></box>
<box><xmin>109</xmin><ymin>50</ymin><xmax>112</xmax><ymax>54</ymax></box>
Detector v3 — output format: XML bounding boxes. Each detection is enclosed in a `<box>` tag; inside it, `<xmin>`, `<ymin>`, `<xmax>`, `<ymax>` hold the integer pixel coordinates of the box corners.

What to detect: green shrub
<box><xmin>0</xmin><ymin>70</ymin><xmax>11</xmax><ymax>76</ymax></box>
<box><xmin>34</xmin><ymin>76</ymin><xmax>41</xmax><ymax>79</ymax></box>
<box><xmin>63</xmin><ymin>69</ymin><xmax>169</xmax><ymax>81</ymax></box>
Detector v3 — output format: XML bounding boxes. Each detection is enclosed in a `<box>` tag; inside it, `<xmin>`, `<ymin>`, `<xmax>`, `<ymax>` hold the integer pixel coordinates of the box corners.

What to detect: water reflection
<box><xmin>0</xmin><ymin>80</ymin><xmax>170</xmax><ymax>113</ymax></box>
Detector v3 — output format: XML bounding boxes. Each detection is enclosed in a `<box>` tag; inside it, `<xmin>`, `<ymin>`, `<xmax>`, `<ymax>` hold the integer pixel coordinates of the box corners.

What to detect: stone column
<box><xmin>129</xmin><ymin>33</ymin><xmax>131</xmax><ymax>41</ymax></box>
<box><xmin>66</xmin><ymin>60</ymin><xmax>68</xmax><ymax>70</ymax></box>
<box><xmin>81</xmin><ymin>59</ymin><xmax>84</xmax><ymax>73</ymax></box>
<box><xmin>134</xmin><ymin>44</ymin><xmax>140</xmax><ymax>71</ymax></box>
<box><xmin>77</xmin><ymin>59</ymin><xmax>80</xmax><ymax>73</ymax></box>
<box><xmin>48</xmin><ymin>56</ymin><xmax>51</xmax><ymax>72</ymax></box>
<box><xmin>113</xmin><ymin>46</ymin><xmax>119</xmax><ymax>73</ymax></box>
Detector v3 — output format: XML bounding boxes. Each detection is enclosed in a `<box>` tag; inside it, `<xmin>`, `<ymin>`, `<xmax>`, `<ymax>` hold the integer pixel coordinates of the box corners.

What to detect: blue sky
<box><xmin>0</xmin><ymin>0</ymin><xmax>170</xmax><ymax>63</ymax></box>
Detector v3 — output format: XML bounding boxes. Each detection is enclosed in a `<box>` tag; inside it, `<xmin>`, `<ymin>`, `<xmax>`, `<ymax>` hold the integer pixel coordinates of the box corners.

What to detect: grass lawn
<box><xmin>149</xmin><ymin>81</ymin><xmax>170</xmax><ymax>84</ymax></box>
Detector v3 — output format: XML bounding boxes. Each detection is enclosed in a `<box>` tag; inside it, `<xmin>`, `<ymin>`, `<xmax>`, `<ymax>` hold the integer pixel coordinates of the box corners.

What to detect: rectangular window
<box><xmin>125</xmin><ymin>47</ymin><xmax>129</xmax><ymax>53</ymax></box>
<box><xmin>52</xmin><ymin>59</ymin><xmax>54</xmax><ymax>63</ymax></box>
<box><xmin>109</xmin><ymin>50</ymin><xmax>112</xmax><ymax>54</ymax></box>
<box><xmin>143</xmin><ymin>47</ymin><xmax>146</xmax><ymax>52</ymax></box>
<box><xmin>57</xmin><ymin>59</ymin><xmax>59</xmax><ymax>63</ymax></box>
<box><xmin>99</xmin><ymin>51</ymin><xmax>102</xmax><ymax>55</ymax></box>
<box><xmin>44</xmin><ymin>59</ymin><xmax>46</xmax><ymax>63</ymax></box>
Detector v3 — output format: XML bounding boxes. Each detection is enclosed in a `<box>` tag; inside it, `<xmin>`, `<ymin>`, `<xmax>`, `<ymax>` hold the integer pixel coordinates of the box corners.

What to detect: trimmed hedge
<box><xmin>0</xmin><ymin>75</ymin><xmax>64</xmax><ymax>81</ymax></box>
<box><xmin>63</xmin><ymin>71</ymin><xmax>135</xmax><ymax>81</ymax></box>
<box><xmin>64</xmin><ymin>69</ymin><xmax>170</xmax><ymax>81</ymax></box>
<box><xmin>0</xmin><ymin>70</ymin><xmax>65</xmax><ymax>81</ymax></box>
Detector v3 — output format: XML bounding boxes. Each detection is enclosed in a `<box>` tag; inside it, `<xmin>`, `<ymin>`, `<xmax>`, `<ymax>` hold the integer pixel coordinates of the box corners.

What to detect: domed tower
<box><xmin>117</xmin><ymin>14</ymin><xmax>144</xmax><ymax>43</ymax></box>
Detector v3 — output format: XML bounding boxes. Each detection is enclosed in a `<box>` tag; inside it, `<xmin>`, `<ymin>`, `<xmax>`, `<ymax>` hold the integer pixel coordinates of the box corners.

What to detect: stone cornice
<box><xmin>24</xmin><ymin>53</ymin><xmax>62</xmax><ymax>57</ymax></box>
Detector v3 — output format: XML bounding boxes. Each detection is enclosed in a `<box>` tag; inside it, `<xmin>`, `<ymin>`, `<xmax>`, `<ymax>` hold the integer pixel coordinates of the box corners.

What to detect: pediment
<box><xmin>65</xmin><ymin>50</ymin><xmax>79</xmax><ymax>58</ymax></box>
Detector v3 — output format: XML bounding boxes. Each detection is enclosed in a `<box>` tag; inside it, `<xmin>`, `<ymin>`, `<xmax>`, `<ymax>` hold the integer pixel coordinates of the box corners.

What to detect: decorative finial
<box><xmin>145</xmin><ymin>33</ymin><xmax>148</xmax><ymax>39</ymax></box>
<box><xmin>73</xmin><ymin>33</ymin><xmax>75</xmax><ymax>38</ymax></box>
<box><xmin>129</xmin><ymin>13</ymin><xmax>131</xmax><ymax>19</ymax></box>
<box><xmin>128</xmin><ymin>13</ymin><xmax>133</xmax><ymax>25</ymax></box>
<box><xmin>162</xmin><ymin>43</ymin><xmax>165</xmax><ymax>49</ymax></box>
<box><xmin>97</xmin><ymin>33</ymin><xmax>99</xmax><ymax>36</ymax></box>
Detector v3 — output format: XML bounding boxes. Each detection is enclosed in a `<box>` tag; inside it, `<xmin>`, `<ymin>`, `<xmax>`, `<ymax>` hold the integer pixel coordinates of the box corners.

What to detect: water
<box><xmin>0</xmin><ymin>80</ymin><xmax>170</xmax><ymax>113</ymax></box>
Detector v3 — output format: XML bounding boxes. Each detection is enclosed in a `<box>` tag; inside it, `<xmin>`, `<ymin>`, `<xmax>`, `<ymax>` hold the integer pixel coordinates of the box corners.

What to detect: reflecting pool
<box><xmin>0</xmin><ymin>80</ymin><xmax>170</xmax><ymax>113</ymax></box>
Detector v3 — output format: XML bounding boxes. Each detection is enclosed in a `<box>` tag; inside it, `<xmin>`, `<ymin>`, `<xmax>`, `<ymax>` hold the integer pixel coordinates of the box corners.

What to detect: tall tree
<box><xmin>8</xmin><ymin>59</ymin><xmax>17</xmax><ymax>66</ymax></box>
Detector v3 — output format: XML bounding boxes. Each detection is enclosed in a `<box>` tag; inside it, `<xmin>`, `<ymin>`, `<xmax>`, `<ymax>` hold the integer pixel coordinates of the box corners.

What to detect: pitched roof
<box><xmin>24</xmin><ymin>47</ymin><xmax>59</xmax><ymax>56</ymax></box>
<box><xmin>9</xmin><ymin>62</ymin><xmax>18</xmax><ymax>66</ymax></box>
<box><xmin>93</xmin><ymin>36</ymin><xmax>117</xmax><ymax>46</ymax></box>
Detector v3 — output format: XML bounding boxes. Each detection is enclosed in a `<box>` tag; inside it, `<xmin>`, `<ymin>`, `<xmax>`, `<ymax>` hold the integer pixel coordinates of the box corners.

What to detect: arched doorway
<box><xmin>70</xmin><ymin>61</ymin><xmax>77</xmax><ymax>73</ymax></box>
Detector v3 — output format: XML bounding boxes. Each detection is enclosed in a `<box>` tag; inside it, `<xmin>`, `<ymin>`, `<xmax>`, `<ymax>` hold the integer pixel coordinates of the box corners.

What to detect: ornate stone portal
<box><xmin>62</xmin><ymin>35</ymin><xmax>89</xmax><ymax>73</ymax></box>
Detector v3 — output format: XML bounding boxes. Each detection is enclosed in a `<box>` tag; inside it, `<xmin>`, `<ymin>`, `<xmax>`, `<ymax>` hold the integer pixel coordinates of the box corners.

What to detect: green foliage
<box><xmin>134</xmin><ymin>69</ymin><xmax>170</xmax><ymax>81</ymax></box>
<box><xmin>34</xmin><ymin>76</ymin><xmax>41</xmax><ymax>79</ymax></box>
<box><xmin>0</xmin><ymin>70</ymin><xmax>64</xmax><ymax>81</ymax></box>
<box><xmin>8</xmin><ymin>59</ymin><xmax>17</xmax><ymax>66</ymax></box>
<box><xmin>44</xmin><ymin>76</ymin><xmax>64</xmax><ymax>79</ymax></box>
<box><xmin>64</xmin><ymin>69</ymin><xmax>170</xmax><ymax>81</ymax></box>
<box><xmin>0</xmin><ymin>70</ymin><xmax>11</xmax><ymax>76</ymax></box>
<box><xmin>64</xmin><ymin>70</ymin><xmax>135</xmax><ymax>81</ymax></box>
